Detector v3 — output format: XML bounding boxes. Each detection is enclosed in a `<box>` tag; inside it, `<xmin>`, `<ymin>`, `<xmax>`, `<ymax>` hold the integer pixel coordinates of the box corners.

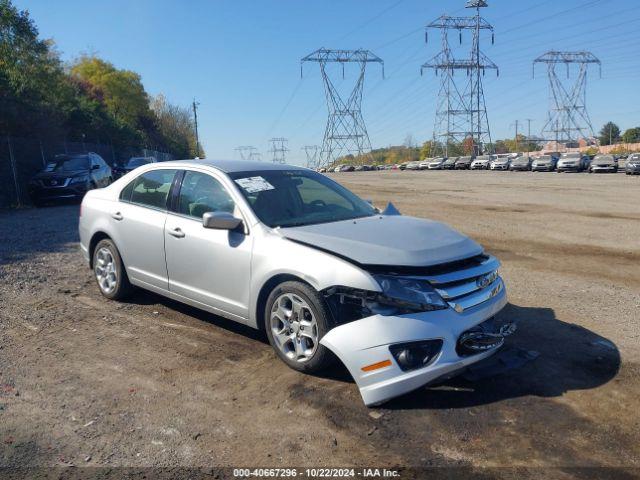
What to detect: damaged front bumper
<box><xmin>320</xmin><ymin>280</ymin><xmax>509</xmax><ymax>406</ymax></box>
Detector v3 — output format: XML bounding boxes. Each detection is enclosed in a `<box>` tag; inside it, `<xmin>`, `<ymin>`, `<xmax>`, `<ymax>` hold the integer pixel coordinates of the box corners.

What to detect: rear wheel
<box><xmin>93</xmin><ymin>239</ymin><xmax>133</xmax><ymax>300</ymax></box>
<box><xmin>265</xmin><ymin>281</ymin><xmax>334</xmax><ymax>373</ymax></box>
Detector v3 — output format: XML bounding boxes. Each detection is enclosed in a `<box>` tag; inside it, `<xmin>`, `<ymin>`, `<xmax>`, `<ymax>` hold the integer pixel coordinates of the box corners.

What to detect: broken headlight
<box><xmin>372</xmin><ymin>275</ymin><xmax>447</xmax><ymax>313</ymax></box>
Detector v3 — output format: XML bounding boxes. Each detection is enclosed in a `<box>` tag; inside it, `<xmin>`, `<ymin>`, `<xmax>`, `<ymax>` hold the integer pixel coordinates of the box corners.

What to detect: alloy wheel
<box><xmin>95</xmin><ymin>247</ymin><xmax>117</xmax><ymax>294</ymax></box>
<box><xmin>270</xmin><ymin>293</ymin><xmax>319</xmax><ymax>362</ymax></box>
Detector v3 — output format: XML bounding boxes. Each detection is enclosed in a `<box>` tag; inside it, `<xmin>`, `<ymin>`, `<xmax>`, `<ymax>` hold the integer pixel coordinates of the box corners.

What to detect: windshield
<box><xmin>45</xmin><ymin>156</ymin><xmax>90</xmax><ymax>172</ymax></box>
<box><xmin>127</xmin><ymin>157</ymin><xmax>151</xmax><ymax>168</ymax></box>
<box><xmin>229</xmin><ymin>169</ymin><xmax>376</xmax><ymax>228</ymax></box>
<box><xmin>562</xmin><ymin>153</ymin><xmax>581</xmax><ymax>158</ymax></box>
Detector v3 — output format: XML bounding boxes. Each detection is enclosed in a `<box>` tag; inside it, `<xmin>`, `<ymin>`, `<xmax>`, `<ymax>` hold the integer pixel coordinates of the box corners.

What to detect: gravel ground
<box><xmin>0</xmin><ymin>170</ymin><xmax>639</xmax><ymax>478</ymax></box>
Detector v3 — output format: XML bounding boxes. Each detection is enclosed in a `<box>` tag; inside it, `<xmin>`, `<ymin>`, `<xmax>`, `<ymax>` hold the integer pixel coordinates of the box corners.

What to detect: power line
<box><xmin>269</xmin><ymin>137</ymin><xmax>289</xmax><ymax>163</ymax></box>
<box><xmin>301</xmin><ymin>48</ymin><xmax>384</xmax><ymax>167</ymax></box>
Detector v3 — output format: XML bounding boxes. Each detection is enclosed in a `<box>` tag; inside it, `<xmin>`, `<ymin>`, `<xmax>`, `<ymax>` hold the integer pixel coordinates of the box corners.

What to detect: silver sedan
<box><xmin>79</xmin><ymin>160</ymin><xmax>511</xmax><ymax>406</ymax></box>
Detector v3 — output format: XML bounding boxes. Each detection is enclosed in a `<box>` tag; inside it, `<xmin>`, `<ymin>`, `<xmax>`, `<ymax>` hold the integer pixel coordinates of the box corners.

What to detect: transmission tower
<box><xmin>269</xmin><ymin>138</ymin><xmax>289</xmax><ymax>164</ymax></box>
<box><xmin>423</xmin><ymin>0</ymin><xmax>497</xmax><ymax>156</ymax></box>
<box><xmin>533</xmin><ymin>51</ymin><xmax>601</xmax><ymax>144</ymax></box>
<box><xmin>301</xmin><ymin>48</ymin><xmax>383</xmax><ymax>168</ymax></box>
<box><xmin>302</xmin><ymin>145</ymin><xmax>321</xmax><ymax>169</ymax></box>
<box><xmin>235</xmin><ymin>146</ymin><xmax>257</xmax><ymax>160</ymax></box>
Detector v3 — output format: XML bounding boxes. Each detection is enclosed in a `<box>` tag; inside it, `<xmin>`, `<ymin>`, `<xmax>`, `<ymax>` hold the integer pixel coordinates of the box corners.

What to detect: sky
<box><xmin>15</xmin><ymin>0</ymin><xmax>640</xmax><ymax>165</ymax></box>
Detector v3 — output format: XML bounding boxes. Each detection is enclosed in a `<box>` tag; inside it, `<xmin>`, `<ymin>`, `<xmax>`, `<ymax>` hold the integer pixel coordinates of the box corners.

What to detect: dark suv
<box><xmin>28</xmin><ymin>153</ymin><xmax>112</xmax><ymax>206</ymax></box>
<box><xmin>112</xmin><ymin>156</ymin><xmax>157</xmax><ymax>179</ymax></box>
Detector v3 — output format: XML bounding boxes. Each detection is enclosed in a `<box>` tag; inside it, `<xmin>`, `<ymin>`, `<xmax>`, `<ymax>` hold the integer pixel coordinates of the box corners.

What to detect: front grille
<box><xmin>42</xmin><ymin>178</ymin><xmax>70</xmax><ymax>187</ymax></box>
<box><xmin>425</xmin><ymin>255</ymin><xmax>502</xmax><ymax>313</ymax></box>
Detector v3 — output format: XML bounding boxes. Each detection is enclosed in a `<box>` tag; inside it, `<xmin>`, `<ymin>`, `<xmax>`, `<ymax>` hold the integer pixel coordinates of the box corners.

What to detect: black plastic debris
<box><xmin>462</xmin><ymin>346</ymin><xmax>540</xmax><ymax>382</ymax></box>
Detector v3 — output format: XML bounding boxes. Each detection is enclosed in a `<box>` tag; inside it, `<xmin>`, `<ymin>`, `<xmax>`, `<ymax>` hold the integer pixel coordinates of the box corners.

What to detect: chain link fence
<box><xmin>0</xmin><ymin>136</ymin><xmax>174</xmax><ymax>208</ymax></box>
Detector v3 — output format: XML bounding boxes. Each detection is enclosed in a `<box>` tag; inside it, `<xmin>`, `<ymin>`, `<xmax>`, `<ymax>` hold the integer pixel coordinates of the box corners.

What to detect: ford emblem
<box><xmin>476</xmin><ymin>274</ymin><xmax>491</xmax><ymax>289</ymax></box>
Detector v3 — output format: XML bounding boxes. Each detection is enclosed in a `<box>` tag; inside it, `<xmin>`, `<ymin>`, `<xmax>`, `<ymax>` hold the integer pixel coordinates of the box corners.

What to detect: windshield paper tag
<box><xmin>234</xmin><ymin>176</ymin><xmax>275</xmax><ymax>193</ymax></box>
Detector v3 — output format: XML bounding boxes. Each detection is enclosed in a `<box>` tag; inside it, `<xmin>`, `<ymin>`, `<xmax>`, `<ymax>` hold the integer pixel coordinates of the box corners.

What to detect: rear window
<box><xmin>121</xmin><ymin>169</ymin><xmax>177</xmax><ymax>209</ymax></box>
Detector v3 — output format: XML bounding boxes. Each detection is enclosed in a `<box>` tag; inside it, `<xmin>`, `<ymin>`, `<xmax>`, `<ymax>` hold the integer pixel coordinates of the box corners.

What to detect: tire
<box><xmin>264</xmin><ymin>281</ymin><xmax>334</xmax><ymax>373</ymax></box>
<box><xmin>92</xmin><ymin>238</ymin><xmax>133</xmax><ymax>301</ymax></box>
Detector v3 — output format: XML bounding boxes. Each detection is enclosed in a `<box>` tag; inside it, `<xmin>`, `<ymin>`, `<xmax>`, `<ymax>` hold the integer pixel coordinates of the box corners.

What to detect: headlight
<box><xmin>70</xmin><ymin>175</ymin><xmax>90</xmax><ymax>184</ymax></box>
<box><xmin>372</xmin><ymin>275</ymin><xmax>448</xmax><ymax>312</ymax></box>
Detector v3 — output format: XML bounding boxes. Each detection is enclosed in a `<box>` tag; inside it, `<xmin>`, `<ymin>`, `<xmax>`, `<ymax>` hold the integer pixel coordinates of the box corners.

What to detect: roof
<box><xmin>156</xmin><ymin>159</ymin><xmax>308</xmax><ymax>174</ymax></box>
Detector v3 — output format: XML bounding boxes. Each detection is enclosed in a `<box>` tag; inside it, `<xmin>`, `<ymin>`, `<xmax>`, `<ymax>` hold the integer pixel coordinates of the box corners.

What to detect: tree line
<box><xmin>0</xmin><ymin>0</ymin><xmax>202</xmax><ymax>160</ymax></box>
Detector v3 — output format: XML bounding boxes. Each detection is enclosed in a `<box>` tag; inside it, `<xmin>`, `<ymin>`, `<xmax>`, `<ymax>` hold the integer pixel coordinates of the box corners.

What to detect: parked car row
<box><xmin>326</xmin><ymin>152</ymin><xmax>640</xmax><ymax>175</ymax></box>
<box><xmin>28</xmin><ymin>153</ymin><xmax>160</xmax><ymax>207</ymax></box>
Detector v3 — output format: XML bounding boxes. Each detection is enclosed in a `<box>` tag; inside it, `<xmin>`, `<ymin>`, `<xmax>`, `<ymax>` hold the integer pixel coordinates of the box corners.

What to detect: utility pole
<box><xmin>609</xmin><ymin>124</ymin><xmax>613</xmax><ymax>146</ymax></box>
<box><xmin>533</xmin><ymin>51</ymin><xmax>600</xmax><ymax>146</ymax></box>
<box><xmin>301</xmin><ymin>48</ymin><xmax>384</xmax><ymax>168</ymax></box>
<box><xmin>511</xmin><ymin>120</ymin><xmax>520</xmax><ymax>152</ymax></box>
<box><xmin>235</xmin><ymin>146</ymin><xmax>258</xmax><ymax>160</ymax></box>
<box><xmin>192</xmin><ymin>98</ymin><xmax>200</xmax><ymax>158</ymax></box>
<box><xmin>269</xmin><ymin>138</ymin><xmax>289</xmax><ymax>164</ymax></box>
<box><xmin>302</xmin><ymin>145</ymin><xmax>321</xmax><ymax>169</ymax></box>
<box><xmin>423</xmin><ymin>0</ymin><xmax>497</xmax><ymax>157</ymax></box>
<box><xmin>525</xmin><ymin>118</ymin><xmax>533</xmax><ymax>154</ymax></box>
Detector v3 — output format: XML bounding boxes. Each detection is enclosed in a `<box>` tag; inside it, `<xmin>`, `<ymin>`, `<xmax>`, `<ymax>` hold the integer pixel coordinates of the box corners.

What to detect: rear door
<box><xmin>115</xmin><ymin>168</ymin><xmax>179</xmax><ymax>292</ymax></box>
<box><xmin>164</xmin><ymin>169</ymin><xmax>253</xmax><ymax>321</ymax></box>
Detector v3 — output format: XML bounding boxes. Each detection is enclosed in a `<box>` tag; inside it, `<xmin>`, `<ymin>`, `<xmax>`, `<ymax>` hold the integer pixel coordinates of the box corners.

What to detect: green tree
<box><xmin>150</xmin><ymin>94</ymin><xmax>203</xmax><ymax>159</ymax></box>
<box><xmin>599</xmin><ymin>122</ymin><xmax>621</xmax><ymax>146</ymax></box>
<box><xmin>0</xmin><ymin>0</ymin><xmax>72</xmax><ymax>138</ymax></box>
<box><xmin>71</xmin><ymin>56</ymin><xmax>152</xmax><ymax>133</ymax></box>
<box><xmin>622</xmin><ymin>127</ymin><xmax>640</xmax><ymax>144</ymax></box>
<box><xmin>420</xmin><ymin>140</ymin><xmax>435</xmax><ymax>159</ymax></box>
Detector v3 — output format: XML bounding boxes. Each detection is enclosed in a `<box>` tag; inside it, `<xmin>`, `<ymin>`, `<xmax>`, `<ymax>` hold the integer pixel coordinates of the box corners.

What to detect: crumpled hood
<box><xmin>281</xmin><ymin>215</ymin><xmax>483</xmax><ymax>267</ymax></box>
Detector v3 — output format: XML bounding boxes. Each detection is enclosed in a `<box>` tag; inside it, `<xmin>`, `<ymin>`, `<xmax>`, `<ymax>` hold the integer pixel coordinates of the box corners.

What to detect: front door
<box><xmin>164</xmin><ymin>170</ymin><xmax>253</xmax><ymax>320</ymax></box>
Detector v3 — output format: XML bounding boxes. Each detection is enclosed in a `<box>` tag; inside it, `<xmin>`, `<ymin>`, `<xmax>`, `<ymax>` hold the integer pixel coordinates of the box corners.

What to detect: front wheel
<box><xmin>93</xmin><ymin>239</ymin><xmax>133</xmax><ymax>300</ymax></box>
<box><xmin>265</xmin><ymin>281</ymin><xmax>334</xmax><ymax>373</ymax></box>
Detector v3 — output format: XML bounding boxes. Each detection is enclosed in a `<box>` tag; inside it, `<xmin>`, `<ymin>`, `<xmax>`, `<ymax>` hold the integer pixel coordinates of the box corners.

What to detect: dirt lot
<box><xmin>1</xmin><ymin>170</ymin><xmax>639</xmax><ymax>477</ymax></box>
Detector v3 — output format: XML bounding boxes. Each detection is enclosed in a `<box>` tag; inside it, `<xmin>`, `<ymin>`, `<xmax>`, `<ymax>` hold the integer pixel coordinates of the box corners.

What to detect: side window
<box><xmin>128</xmin><ymin>169</ymin><xmax>177</xmax><ymax>210</ymax></box>
<box><xmin>120</xmin><ymin>179</ymin><xmax>135</xmax><ymax>202</ymax></box>
<box><xmin>178</xmin><ymin>171</ymin><xmax>235</xmax><ymax>219</ymax></box>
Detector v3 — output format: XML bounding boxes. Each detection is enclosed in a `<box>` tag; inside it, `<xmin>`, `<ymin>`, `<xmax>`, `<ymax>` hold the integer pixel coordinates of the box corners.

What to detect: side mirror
<box><xmin>203</xmin><ymin>211</ymin><xmax>243</xmax><ymax>231</ymax></box>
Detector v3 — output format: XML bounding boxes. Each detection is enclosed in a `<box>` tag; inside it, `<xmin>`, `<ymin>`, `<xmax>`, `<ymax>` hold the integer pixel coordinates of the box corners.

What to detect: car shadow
<box><xmin>124</xmin><ymin>293</ymin><xmax>620</xmax><ymax>402</ymax></box>
<box><xmin>125</xmin><ymin>288</ymin><xmax>268</xmax><ymax>343</ymax></box>
<box><xmin>383</xmin><ymin>303</ymin><xmax>621</xmax><ymax>409</ymax></box>
<box><xmin>126</xmin><ymin>288</ymin><xmax>363</xmax><ymax>384</ymax></box>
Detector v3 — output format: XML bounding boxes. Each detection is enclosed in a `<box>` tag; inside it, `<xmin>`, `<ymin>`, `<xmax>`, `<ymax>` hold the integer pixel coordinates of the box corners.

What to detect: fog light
<box><xmin>389</xmin><ymin>340</ymin><xmax>443</xmax><ymax>372</ymax></box>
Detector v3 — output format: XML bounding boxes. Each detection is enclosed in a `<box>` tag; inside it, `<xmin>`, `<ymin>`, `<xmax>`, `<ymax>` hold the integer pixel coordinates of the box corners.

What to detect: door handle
<box><xmin>167</xmin><ymin>227</ymin><xmax>185</xmax><ymax>238</ymax></box>
<box><xmin>111</xmin><ymin>212</ymin><xmax>123</xmax><ymax>221</ymax></box>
